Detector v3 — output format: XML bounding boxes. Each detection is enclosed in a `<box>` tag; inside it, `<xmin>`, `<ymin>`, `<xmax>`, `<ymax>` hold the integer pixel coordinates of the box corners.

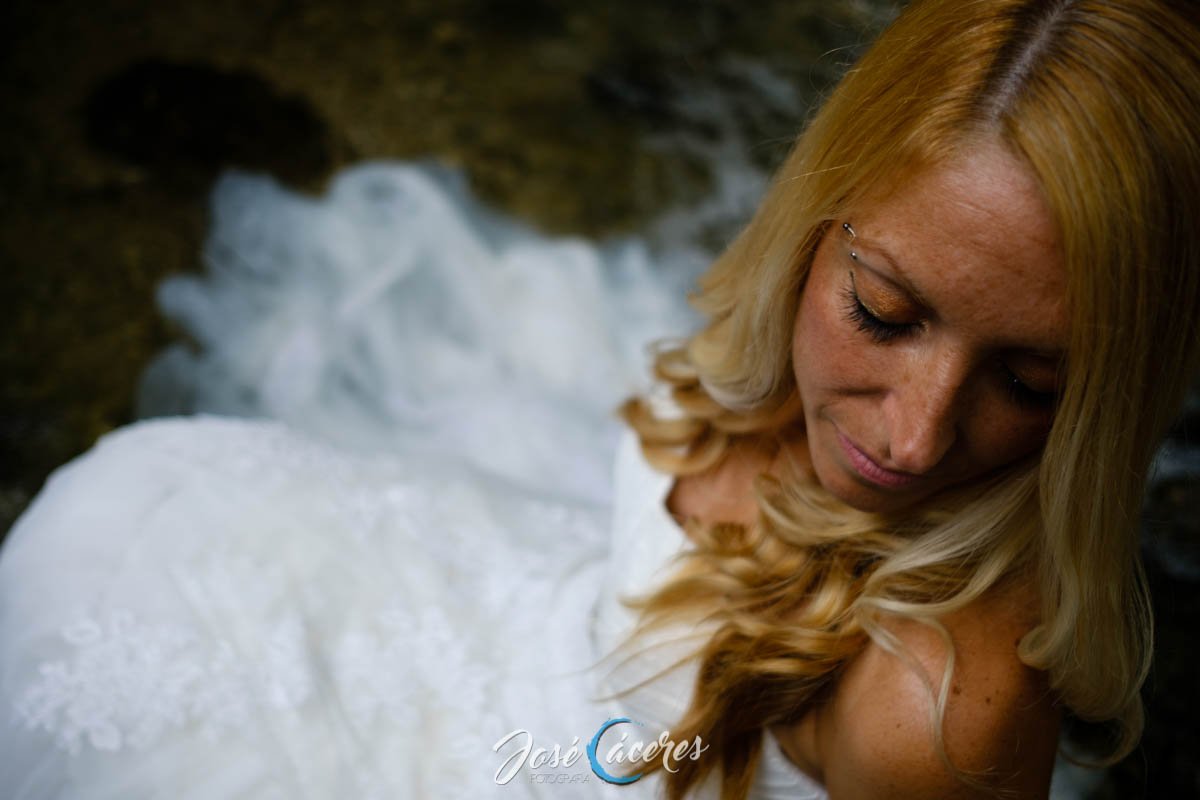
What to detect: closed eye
<box><xmin>841</xmin><ymin>274</ymin><xmax>919</xmax><ymax>344</ymax></box>
<box><xmin>1000</xmin><ymin>362</ymin><xmax>1057</xmax><ymax>410</ymax></box>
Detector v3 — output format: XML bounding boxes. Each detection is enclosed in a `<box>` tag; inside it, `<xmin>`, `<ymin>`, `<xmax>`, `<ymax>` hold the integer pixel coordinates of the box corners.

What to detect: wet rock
<box><xmin>83</xmin><ymin>59</ymin><xmax>337</xmax><ymax>192</ymax></box>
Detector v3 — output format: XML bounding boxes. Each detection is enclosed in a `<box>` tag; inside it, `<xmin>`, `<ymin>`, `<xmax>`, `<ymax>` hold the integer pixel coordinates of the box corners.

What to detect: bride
<box><xmin>3</xmin><ymin>0</ymin><xmax>1200</xmax><ymax>798</ymax></box>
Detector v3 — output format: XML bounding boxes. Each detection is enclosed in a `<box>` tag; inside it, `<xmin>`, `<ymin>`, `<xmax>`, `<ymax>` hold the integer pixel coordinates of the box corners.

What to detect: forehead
<box><xmin>846</xmin><ymin>144</ymin><xmax>1068</xmax><ymax>354</ymax></box>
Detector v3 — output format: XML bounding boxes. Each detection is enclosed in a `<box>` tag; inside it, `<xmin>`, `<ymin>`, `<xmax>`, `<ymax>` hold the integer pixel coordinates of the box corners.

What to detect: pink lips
<box><xmin>836</xmin><ymin>431</ymin><xmax>921</xmax><ymax>489</ymax></box>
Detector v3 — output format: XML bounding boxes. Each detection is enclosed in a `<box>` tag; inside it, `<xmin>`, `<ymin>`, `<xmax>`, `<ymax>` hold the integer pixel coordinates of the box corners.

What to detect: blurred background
<box><xmin>0</xmin><ymin>0</ymin><xmax>1196</xmax><ymax>796</ymax></box>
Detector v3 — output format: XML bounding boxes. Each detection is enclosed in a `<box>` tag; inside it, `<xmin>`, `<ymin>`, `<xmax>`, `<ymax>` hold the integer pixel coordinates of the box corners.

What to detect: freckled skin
<box><xmin>805</xmin><ymin>577</ymin><xmax>1061</xmax><ymax>798</ymax></box>
<box><xmin>767</xmin><ymin>145</ymin><xmax>1066</xmax><ymax>795</ymax></box>
<box><xmin>672</xmin><ymin>142</ymin><xmax>1067</xmax><ymax>796</ymax></box>
<box><xmin>791</xmin><ymin>141</ymin><xmax>1068</xmax><ymax>514</ymax></box>
<box><xmin>672</xmin><ymin>142</ymin><xmax>1069</xmax><ymax>526</ymax></box>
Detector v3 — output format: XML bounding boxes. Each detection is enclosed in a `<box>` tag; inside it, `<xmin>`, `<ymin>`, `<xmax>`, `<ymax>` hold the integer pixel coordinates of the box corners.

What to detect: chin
<box><xmin>829</xmin><ymin>482</ymin><xmax>916</xmax><ymax>514</ymax></box>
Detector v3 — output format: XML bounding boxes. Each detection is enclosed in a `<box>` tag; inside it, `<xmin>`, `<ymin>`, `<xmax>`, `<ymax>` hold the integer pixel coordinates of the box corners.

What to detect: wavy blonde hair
<box><xmin>615</xmin><ymin>0</ymin><xmax>1200</xmax><ymax>797</ymax></box>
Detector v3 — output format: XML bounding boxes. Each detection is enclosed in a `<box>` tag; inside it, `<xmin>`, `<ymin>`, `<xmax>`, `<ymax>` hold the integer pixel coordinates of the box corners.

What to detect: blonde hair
<box><xmin>617</xmin><ymin>0</ymin><xmax>1200</xmax><ymax>797</ymax></box>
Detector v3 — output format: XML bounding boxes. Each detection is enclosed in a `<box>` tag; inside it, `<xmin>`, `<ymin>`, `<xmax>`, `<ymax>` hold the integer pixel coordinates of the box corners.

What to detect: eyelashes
<box><xmin>840</xmin><ymin>273</ymin><xmax>1057</xmax><ymax>410</ymax></box>
<box><xmin>840</xmin><ymin>273</ymin><xmax>917</xmax><ymax>344</ymax></box>
<box><xmin>1002</xmin><ymin>366</ymin><xmax>1057</xmax><ymax>410</ymax></box>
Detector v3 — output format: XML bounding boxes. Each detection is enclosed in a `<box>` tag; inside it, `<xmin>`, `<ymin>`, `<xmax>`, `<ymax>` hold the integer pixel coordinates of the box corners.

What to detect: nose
<box><xmin>881</xmin><ymin>357</ymin><xmax>963</xmax><ymax>474</ymax></box>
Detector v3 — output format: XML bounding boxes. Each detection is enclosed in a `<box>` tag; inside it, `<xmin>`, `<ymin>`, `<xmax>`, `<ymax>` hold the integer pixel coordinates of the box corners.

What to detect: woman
<box><xmin>615</xmin><ymin>0</ymin><xmax>1200</xmax><ymax>797</ymax></box>
<box><xmin>1</xmin><ymin>1</ymin><xmax>1198</xmax><ymax>799</ymax></box>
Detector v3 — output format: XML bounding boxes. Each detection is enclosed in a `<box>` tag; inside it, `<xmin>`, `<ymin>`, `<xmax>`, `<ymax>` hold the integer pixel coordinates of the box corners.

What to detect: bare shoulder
<box><xmin>665</xmin><ymin>442</ymin><xmax>771</xmax><ymax>530</ymax></box>
<box><xmin>666</xmin><ymin>435</ymin><xmax>805</xmax><ymax>531</ymax></box>
<box><xmin>813</xmin><ymin>575</ymin><xmax>1061</xmax><ymax>798</ymax></box>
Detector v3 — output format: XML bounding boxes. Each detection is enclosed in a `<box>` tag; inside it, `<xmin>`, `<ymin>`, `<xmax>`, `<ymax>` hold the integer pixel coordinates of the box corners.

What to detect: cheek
<box><xmin>792</xmin><ymin>275</ymin><xmax>873</xmax><ymax>396</ymax></box>
<box><xmin>791</xmin><ymin>293</ymin><xmax>820</xmax><ymax>391</ymax></box>
<box><xmin>792</xmin><ymin>293</ymin><xmax>835</xmax><ymax>399</ymax></box>
<box><xmin>963</xmin><ymin>406</ymin><xmax>1054</xmax><ymax>471</ymax></box>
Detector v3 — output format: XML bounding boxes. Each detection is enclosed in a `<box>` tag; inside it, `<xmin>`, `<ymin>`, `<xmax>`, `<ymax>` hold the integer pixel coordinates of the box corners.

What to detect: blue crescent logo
<box><xmin>587</xmin><ymin>717</ymin><xmax>644</xmax><ymax>784</ymax></box>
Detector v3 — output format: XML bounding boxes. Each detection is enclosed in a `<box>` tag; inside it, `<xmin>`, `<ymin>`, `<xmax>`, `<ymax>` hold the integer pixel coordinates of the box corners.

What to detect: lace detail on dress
<box><xmin>14</xmin><ymin>597</ymin><xmax>506</xmax><ymax>781</ymax></box>
<box><xmin>13</xmin><ymin>608</ymin><xmax>311</xmax><ymax>756</ymax></box>
<box><xmin>7</xmin><ymin>423</ymin><xmax>541</xmax><ymax>794</ymax></box>
<box><xmin>332</xmin><ymin>601</ymin><xmax>501</xmax><ymax>760</ymax></box>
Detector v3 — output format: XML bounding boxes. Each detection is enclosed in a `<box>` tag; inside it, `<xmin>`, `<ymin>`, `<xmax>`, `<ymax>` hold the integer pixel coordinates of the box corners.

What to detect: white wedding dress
<box><xmin>0</xmin><ymin>163</ymin><xmax>828</xmax><ymax>799</ymax></box>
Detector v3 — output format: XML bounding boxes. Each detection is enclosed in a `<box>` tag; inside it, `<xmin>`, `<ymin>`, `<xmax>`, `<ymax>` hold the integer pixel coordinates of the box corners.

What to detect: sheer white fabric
<box><xmin>0</xmin><ymin>414</ymin><xmax>827</xmax><ymax>799</ymax></box>
<box><xmin>133</xmin><ymin>163</ymin><xmax>706</xmax><ymax>509</ymax></box>
<box><xmin>1</xmin><ymin>161</ymin><xmax>827</xmax><ymax>799</ymax></box>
